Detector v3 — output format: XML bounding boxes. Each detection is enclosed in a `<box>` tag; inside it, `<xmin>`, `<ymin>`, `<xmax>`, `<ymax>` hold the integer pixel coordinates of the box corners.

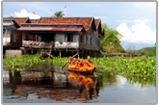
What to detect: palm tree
<box><xmin>53</xmin><ymin>11</ymin><xmax>64</xmax><ymax>17</ymax></box>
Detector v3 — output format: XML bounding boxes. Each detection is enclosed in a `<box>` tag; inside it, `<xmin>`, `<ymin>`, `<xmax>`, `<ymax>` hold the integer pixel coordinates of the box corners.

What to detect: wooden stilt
<box><xmin>37</xmin><ymin>50</ymin><xmax>39</xmax><ymax>54</ymax></box>
<box><xmin>31</xmin><ymin>49</ymin><xmax>33</xmax><ymax>54</ymax></box>
<box><xmin>95</xmin><ymin>51</ymin><xmax>97</xmax><ymax>56</ymax></box>
<box><xmin>82</xmin><ymin>50</ymin><xmax>84</xmax><ymax>58</ymax></box>
<box><xmin>59</xmin><ymin>50</ymin><xmax>61</xmax><ymax>58</ymax></box>
<box><xmin>24</xmin><ymin>49</ymin><xmax>26</xmax><ymax>55</ymax></box>
<box><xmin>78</xmin><ymin>50</ymin><xmax>79</xmax><ymax>58</ymax></box>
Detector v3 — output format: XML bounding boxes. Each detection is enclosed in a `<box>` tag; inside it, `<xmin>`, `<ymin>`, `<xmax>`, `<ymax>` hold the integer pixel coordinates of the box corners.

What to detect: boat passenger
<box><xmin>67</xmin><ymin>56</ymin><xmax>73</xmax><ymax>69</ymax></box>
<box><xmin>76</xmin><ymin>59</ymin><xmax>85</xmax><ymax>70</ymax></box>
<box><xmin>85</xmin><ymin>56</ymin><xmax>97</xmax><ymax>70</ymax></box>
<box><xmin>67</xmin><ymin>56</ymin><xmax>73</xmax><ymax>65</ymax></box>
<box><xmin>70</xmin><ymin>58</ymin><xmax>77</xmax><ymax>69</ymax></box>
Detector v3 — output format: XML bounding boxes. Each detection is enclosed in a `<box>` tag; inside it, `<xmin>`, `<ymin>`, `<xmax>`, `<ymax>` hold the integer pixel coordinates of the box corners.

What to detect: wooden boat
<box><xmin>68</xmin><ymin>67</ymin><xmax>96</xmax><ymax>75</ymax></box>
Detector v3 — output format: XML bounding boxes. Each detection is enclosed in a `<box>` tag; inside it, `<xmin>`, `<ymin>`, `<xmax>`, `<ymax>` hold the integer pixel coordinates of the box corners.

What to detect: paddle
<box><xmin>60</xmin><ymin>53</ymin><xmax>79</xmax><ymax>70</ymax></box>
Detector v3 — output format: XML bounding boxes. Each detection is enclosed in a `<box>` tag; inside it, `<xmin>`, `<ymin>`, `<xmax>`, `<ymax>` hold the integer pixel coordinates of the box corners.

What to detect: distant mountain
<box><xmin>135</xmin><ymin>46</ymin><xmax>156</xmax><ymax>57</ymax></box>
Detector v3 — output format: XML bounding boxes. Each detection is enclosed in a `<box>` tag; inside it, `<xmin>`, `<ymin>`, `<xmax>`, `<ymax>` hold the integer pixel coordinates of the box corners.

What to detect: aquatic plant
<box><xmin>3</xmin><ymin>54</ymin><xmax>156</xmax><ymax>77</ymax></box>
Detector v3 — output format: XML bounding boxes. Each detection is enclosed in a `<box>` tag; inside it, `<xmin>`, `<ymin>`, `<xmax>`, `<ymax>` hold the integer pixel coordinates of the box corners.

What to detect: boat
<box><xmin>68</xmin><ymin>67</ymin><xmax>96</xmax><ymax>75</ymax></box>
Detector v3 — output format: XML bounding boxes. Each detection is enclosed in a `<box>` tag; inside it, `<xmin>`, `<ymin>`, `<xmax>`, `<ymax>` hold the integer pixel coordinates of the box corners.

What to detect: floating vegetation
<box><xmin>3</xmin><ymin>54</ymin><xmax>156</xmax><ymax>77</ymax></box>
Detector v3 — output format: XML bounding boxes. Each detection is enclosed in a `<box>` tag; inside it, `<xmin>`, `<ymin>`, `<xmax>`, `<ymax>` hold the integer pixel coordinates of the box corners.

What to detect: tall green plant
<box><xmin>100</xmin><ymin>23</ymin><xmax>125</xmax><ymax>53</ymax></box>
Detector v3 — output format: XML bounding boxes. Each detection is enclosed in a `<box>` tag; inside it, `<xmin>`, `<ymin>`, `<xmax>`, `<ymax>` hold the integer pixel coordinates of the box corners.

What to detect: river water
<box><xmin>3</xmin><ymin>64</ymin><xmax>156</xmax><ymax>103</ymax></box>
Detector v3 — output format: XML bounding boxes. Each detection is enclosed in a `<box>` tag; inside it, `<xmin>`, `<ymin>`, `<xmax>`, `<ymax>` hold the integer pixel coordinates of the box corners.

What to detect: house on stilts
<box><xmin>3</xmin><ymin>17</ymin><xmax>104</xmax><ymax>58</ymax></box>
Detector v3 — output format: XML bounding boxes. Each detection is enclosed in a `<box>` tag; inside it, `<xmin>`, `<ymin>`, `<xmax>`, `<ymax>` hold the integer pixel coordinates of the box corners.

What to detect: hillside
<box><xmin>135</xmin><ymin>46</ymin><xmax>156</xmax><ymax>57</ymax></box>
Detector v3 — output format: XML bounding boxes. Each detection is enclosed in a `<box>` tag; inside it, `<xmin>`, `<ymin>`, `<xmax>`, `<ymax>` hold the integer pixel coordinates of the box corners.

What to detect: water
<box><xmin>3</xmin><ymin>65</ymin><xmax>156</xmax><ymax>103</ymax></box>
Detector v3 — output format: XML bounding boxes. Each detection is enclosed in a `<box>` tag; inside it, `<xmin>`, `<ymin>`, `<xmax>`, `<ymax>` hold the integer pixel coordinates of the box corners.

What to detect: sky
<box><xmin>3</xmin><ymin>2</ymin><xmax>156</xmax><ymax>50</ymax></box>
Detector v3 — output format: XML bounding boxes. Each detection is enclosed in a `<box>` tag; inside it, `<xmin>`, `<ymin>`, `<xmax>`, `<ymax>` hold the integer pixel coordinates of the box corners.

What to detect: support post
<box><xmin>59</xmin><ymin>50</ymin><xmax>61</xmax><ymax>58</ymax></box>
<box><xmin>77</xmin><ymin>50</ymin><xmax>79</xmax><ymax>58</ymax></box>
<box><xmin>95</xmin><ymin>51</ymin><xmax>97</xmax><ymax>56</ymax></box>
<box><xmin>82</xmin><ymin>50</ymin><xmax>84</xmax><ymax>58</ymax></box>
<box><xmin>24</xmin><ymin>49</ymin><xmax>26</xmax><ymax>55</ymax></box>
<box><xmin>31</xmin><ymin>49</ymin><xmax>33</xmax><ymax>54</ymax></box>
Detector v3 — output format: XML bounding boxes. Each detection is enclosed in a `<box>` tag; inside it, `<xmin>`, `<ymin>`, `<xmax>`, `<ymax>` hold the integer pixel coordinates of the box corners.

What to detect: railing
<box><xmin>54</xmin><ymin>41</ymin><xmax>79</xmax><ymax>49</ymax></box>
<box><xmin>22</xmin><ymin>40</ymin><xmax>79</xmax><ymax>49</ymax></box>
<box><xmin>22</xmin><ymin>40</ymin><xmax>53</xmax><ymax>48</ymax></box>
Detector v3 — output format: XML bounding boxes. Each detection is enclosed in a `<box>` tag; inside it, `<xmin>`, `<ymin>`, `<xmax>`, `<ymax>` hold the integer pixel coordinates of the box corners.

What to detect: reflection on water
<box><xmin>3</xmin><ymin>65</ymin><xmax>102</xmax><ymax>103</ymax></box>
<box><xmin>3</xmin><ymin>64</ymin><xmax>156</xmax><ymax>103</ymax></box>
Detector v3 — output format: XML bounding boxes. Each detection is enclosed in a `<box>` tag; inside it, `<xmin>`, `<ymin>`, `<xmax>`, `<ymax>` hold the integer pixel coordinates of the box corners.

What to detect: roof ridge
<box><xmin>40</xmin><ymin>17</ymin><xmax>94</xmax><ymax>18</ymax></box>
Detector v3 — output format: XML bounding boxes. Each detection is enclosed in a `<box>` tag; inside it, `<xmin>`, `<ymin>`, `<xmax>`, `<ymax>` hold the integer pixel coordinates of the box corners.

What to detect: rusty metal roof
<box><xmin>18</xmin><ymin>27</ymin><xmax>83</xmax><ymax>31</ymax></box>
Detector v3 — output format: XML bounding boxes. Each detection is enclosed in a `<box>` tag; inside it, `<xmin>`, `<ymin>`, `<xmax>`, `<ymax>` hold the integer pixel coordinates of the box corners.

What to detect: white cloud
<box><xmin>115</xmin><ymin>75</ymin><xmax>127</xmax><ymax>88</ymax></box>
<box><xmin>95</xmin><ymin>16</ymin><xmax>108</xmax><ymax>19</ymax></box>
<box><xmin>14</xmin><ymin>9</ymin><xmax>40</xmax><ymax>19</ymax></box>
<box><xmin>116</xmin><ymin>22</ymin><xmax>156</xmax><ymax>44</ymax></box>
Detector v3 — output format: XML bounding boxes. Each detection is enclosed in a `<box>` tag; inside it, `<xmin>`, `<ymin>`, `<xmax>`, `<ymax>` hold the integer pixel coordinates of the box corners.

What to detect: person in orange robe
<box><xmin>70</xmin><ymin>58</ymin><xmax>77</xmax><ymax>69</ymax></box>
<box><xmin>76</xmin><ymin>59</ymin><xmax>85</xmax><ymax>70</ymax></box>
<box><xmin>67</xmin><ymin>56</ymin><xmax>73</xmax><ymax>69</ymax></box>
<box><xmin>85</xmin><ymin>56</ymin><xmax>97</xmax><ymax>70</ymax></box>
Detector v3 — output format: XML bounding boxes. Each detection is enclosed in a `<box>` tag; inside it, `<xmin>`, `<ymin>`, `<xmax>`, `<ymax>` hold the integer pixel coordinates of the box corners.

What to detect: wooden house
<box><xmin>3</xmin><ymin>17</ymin><xmax>36</xmax><ymax>49</ymax></box>
<box><xmin>3</xmin><ymin>17</ymin><xmax>103</xmax><ymax>57</ymax></box>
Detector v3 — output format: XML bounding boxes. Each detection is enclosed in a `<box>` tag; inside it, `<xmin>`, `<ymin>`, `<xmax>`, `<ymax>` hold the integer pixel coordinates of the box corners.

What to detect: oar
<box><xmin>60</xmin><ymin>53</ymin><xmax>79</xmax><ymax>70</ymax></box>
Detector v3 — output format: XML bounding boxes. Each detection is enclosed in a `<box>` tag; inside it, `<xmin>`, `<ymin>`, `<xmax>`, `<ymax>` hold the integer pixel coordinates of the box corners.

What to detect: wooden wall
<box><xmin>9</xmin><ymin>25</ymin><xmax>36</xmax><ymax>48</ymax></box>
<box><xmin>5</xmin><ymin>50</ymin><xmax>22</xmax><ymax>57</ymax></box>
<box><xmin>79</xmin><ymin>29</ymin><xmax>99</xmax><ymax>51</ymax></box>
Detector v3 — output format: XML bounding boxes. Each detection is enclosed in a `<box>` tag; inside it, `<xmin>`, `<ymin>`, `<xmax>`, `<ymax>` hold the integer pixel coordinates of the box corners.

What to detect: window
<box><xmin>84</xmin><ymin>34</ymin><xmax>86</xmax><ymax>44</ymax></box>
<box><xmin>64</xmin><ymin>34</ymin><xmax>74</xmax><ymax>42</ymax></box>
<box><xmin>97</xmin><ymin>39</ymin><xmax>100</xmax><ymax>46</ymax></box>
<box><xmin>13</xmin><ymin>34</ymin><xmax>16</xmax><ymax>43</ymax></box>
<box><xmin>88</xmin><ymin>36</ymin><xmax>90</xmax><ymax>44</ymax></box>
<box><xmin>90</xmin><ymin>37</ymin><xmax>93</xmax><ymax>44</ymax></box>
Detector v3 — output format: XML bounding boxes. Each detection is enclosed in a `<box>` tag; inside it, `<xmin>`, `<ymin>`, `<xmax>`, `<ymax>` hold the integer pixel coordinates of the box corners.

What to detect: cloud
<box><xmin>94</xmin><ymin>16</ymin><xmax>109</xmax><ymax>19</ymax></box>
<box><xmin>115</xmin><ymin>75</ymin><xmax>127</xmax><ymax>88</ymax></box>
<box><xmin>14</xmin><ymin>9</ymin><xmax>40</xmax><ymax>19</ymax></box>
<box><xmin>116</xmin><ymin>22</ymin><xmax>156</xmax><ymax>44</ymax></box>
<box><xmin>115</xmin><ymin>19</ymin><xmax>151</xmax><ymax>23</ymax></box>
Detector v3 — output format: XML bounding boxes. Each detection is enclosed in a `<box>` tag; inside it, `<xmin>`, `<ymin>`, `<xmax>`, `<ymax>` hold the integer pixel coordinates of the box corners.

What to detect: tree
<box><xmin>100</xmin><ymin>23</ymin><xmax>125</xmax><ymax>53</ymax></box>
<box><xmin>52</xmin><ymin>11</ymin><xmax>64</xmax><ymax>17</ymax></box>
<box><xmin>126</xmin><ymin>43</ymin><xmax>135</xmax><ymax>54</ymax></box>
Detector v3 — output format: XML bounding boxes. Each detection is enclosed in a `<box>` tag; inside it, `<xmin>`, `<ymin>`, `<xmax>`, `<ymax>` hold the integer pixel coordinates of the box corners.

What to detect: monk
<box><xmin>76</xmin><ymin>59</ymin><xmax>85</xmax><ymax>70</ymax></box>
<box><xmin>75</xmin><ymin>57</ymin><xmax>81</xmax><ymax>67</ymax></box>
<box><xmin>67</xmin><ymin>56</ymin><xmax>73</xmax><ymax>65</ymax></box>
<box><xmin>69</xmin><ymin>58</ymin><xmax>77</xmax><ymax>69</ymax></box>
<box><xmin>67</xmin><ymin>56</ymin><xmax>73</xmax><ymax>69</ymax></box>
<box><xmin>85</xmin><ymin>56</ymin><xmax>97</xmax><ymax>70</ymax></box>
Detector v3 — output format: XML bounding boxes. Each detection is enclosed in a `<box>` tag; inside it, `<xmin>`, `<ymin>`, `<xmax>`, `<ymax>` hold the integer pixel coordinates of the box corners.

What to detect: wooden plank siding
<box><xmin>9</xmin><ymin>27</ymin><xmax>36</xmax><ymax>48</ymax></box>
<box><xmin>79</xmin><ymin>29</ymin><xmax>99</xmax><ymax>51</ymax></box>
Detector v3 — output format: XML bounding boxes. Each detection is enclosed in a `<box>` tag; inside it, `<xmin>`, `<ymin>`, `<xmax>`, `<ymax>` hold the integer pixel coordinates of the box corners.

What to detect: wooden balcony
<box><xmin>22</xmin><ymin>40</ymin><xmax>53</xmax><ymax>48</ymax></box>
<box><xmin>55</xmin><ymin>41</ymin><xmax>79</xmax><ymax>49</ymax></box>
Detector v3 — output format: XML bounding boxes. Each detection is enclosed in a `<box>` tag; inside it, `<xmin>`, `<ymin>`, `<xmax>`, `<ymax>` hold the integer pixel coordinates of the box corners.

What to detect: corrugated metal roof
<box><xmin>18</xmin><ymin>27</ymin><xmax>53</xmax><ymax>31</ymax></box>
<box><xmin>18</xmin><ymin>27</ymin><xmax>83</xmax><ymax>31</ymax></box>
<box><xmin>51</xmin><ymin>27</ymin><xmax>83</xmax><ymax>31</ymax></box>
<box><xmin>3</xmin><ymin>23</ymin><xmax>14</xmax><ymax>26</ymax></box>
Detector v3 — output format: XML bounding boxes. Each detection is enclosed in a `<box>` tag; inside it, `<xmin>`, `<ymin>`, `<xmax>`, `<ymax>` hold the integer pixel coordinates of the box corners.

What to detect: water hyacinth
<box><xmin>3</xmin><ymin>54</ymin><xmax>156</xmax><ymax>77</ymax></box>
